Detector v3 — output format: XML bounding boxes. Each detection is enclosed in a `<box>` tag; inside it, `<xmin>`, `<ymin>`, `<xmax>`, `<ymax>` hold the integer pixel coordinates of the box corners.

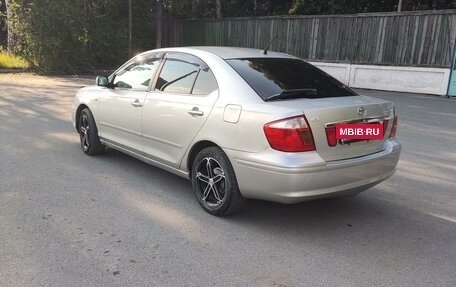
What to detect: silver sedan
<box><xmin>72</xmin><ymin>46</ymin><xmax>401</xmax><ymax>216</ymax></box>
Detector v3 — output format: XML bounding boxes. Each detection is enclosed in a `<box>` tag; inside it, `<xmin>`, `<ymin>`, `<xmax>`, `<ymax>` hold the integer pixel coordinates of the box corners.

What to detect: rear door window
<box><xmin>154</xmin><ymin>53</ymin><xmax>218</xmax><ymax>96</ymax></box>
<box><xmin>192</xmin><ymin>69</ymin><xmax>218</xmax><ymax>95</ymax></box>
<box><xmin>226</xmin><ymin>58</ymin><xmax>357</xmax><ymax>100</ymax></box>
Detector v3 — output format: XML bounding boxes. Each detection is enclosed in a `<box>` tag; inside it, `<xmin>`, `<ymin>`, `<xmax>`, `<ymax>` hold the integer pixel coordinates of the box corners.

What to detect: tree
<box><xmin>288</xmin><ymin>0</ymin><xmax>455</xmax><ymax>14</ymax></box>
<box><xmin>129</xmin><ymin>0</ymin><xmax>132</xmax><ymax>56</ymax></box>
<box><xmin>4</xmin><ymin>0</ymin><xmax>15</xmax><ymax>52</ymax></box>
<box><xmin>400</xmin><ymin>0</ymin><xmax>456</xmax><ymax>10</ymax></box>
<box><xmin>8</xmin><ymin>0</ymin><xmax>132</xmax><ymax>71</ymax></box>
<box><xmin>216</xmin><ymin>0</ymin><xmax>221</xmax><ymax>18</ymax></box>
<box><xmin>2</xmin><ymin>0</ymin><xmax>455</xmax><ymax>72</ymax></box>
<box><xmin>157</xmin><ymin>0</ymin><xmax>163</xmax><ymax>48</ymax></box>
<box><xmin>192</xmin><ymin>0</ymin><xmax>200</xmax><ymax>17</ymax></box>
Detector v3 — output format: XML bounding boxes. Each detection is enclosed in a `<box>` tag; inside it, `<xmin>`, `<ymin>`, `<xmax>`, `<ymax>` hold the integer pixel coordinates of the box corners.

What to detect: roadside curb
<box><xmin>0</xmin><ymin>69</ymin><xmax>113</xmax><ymax>75</ymax></box>
<box><xmin>0</xmin><ymin>69</ymin><xmax>32</xmax><ymax>73</ymax></box>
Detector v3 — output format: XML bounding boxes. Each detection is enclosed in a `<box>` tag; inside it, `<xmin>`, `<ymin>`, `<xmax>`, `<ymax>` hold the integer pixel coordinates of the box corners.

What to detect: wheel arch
<box><xmin>186</xmin><ymin>140</ymin><xmax>220</xmax><ymax>178</ymax></box>
<box><xmin>75</xmin><ymin>104</ymin><xmax>90</xmax><ymax>131</ymax></box>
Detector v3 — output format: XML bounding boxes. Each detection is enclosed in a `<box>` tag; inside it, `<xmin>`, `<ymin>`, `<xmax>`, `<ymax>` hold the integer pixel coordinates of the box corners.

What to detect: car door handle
<box><xmin>131</xmin><ymin>99</ymin><xmax>143</xmax><ymax>108</ymax></box>
<box><xmin>188</xmin><ymin>107</ymin><xmax>204</xmax><ymax>117</ymax></box>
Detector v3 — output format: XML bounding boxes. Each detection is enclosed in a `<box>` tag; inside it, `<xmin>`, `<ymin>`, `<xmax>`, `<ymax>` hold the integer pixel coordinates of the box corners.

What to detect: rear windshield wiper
<box><xmin>264</xmin><ymin>89</ymin><xmax>318</xmax><ymax>101</ymax></box>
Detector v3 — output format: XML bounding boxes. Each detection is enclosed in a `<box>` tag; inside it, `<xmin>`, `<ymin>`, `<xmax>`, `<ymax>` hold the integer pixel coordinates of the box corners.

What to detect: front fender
<box><xmin>72</xmin><ymin>86</ymin><xmax>104</xmax><ymax>132</ymax></box>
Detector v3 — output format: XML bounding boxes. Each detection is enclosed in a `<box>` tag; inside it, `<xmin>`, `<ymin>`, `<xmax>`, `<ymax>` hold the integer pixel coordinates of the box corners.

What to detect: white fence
<box><xmin>310</xmin><ymin>62</ymin><xmax>450</xmax><ymax>96</ymax></box>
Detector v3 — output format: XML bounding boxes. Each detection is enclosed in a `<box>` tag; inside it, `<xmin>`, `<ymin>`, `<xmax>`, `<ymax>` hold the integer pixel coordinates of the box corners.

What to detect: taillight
<box><xmin>389</xmin><ymin>116</ymin><xmax>398</xmax><ymax>138</ymax></box>
<box><xmin>383</xmin><ymin>120</ymin><xmax>389</xmax><ymax>137</ymax></box>
<box><xmin>325</xmin><ymin>126</ymin><xmax>337</xmax><ymax>147</ymax></box>
<box><xmin>263</xmin><ymin>115</ymin><xmax>316</xmax><ymax>152</ymax></box>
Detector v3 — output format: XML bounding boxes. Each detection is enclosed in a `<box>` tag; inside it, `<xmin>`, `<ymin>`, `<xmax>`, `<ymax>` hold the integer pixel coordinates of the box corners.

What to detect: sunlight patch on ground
<box><xmin>397</xmin><ymin>159</ymin><xmax>456</xmax><ymax>186</ymax></box>
<box><xmin>428</xmin><ymin>111</ymin><xmax>456</xmax><ymax>117</ymax></box>
<box><xmin>123</xmin><ymin>192</ymin><xmax>213</xmax><ymax>244</ymax></box>
<box><xmin>427</xmin><ymin>213</ymin><xmax>456</xmax><ymax>224</ymax></box>
<box><xmin>374</xmin><ymin>181</ymin><xmax>456</xmax><ymax>226</ymax></box>
<box><xmin>0</xmin><ymin>107</ymin><xmax>40</xmax><ymax>118</ymax></box>
<box><xmin>32</xmin><ymin>139</ymin><xmax>52</xmax><ymax>150</ymax></box>
<box><xmin>48</xmin><ymin>132</ymin><xmax>79</xmax><ymax>144</ymax></box>
<box><xmin>439</xmin><ymin>130</ymin><xmax>456</xmax><ymax>135</ymax></box>
<box><xmin>439</xmin><ymin>150</ymin><xmax>456</xmax><ymax>159</ymax></box>
<box><xmin>0</xmin><ymin>191</ymin><xmax>20</xmax><ymax>198</ymax></box>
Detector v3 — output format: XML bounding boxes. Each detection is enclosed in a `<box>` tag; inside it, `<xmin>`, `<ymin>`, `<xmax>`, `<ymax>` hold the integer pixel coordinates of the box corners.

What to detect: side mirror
<box><xmin>96</xmin><ymin>76</ymin><xmax>109</xmax><ymax>87</ymax></box>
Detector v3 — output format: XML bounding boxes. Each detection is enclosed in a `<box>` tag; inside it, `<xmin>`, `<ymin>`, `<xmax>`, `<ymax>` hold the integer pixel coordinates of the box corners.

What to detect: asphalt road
<box><xmin>1</xmin><ymin>73</ymin><xmax>455</xmax><ymax>287</ymax></box>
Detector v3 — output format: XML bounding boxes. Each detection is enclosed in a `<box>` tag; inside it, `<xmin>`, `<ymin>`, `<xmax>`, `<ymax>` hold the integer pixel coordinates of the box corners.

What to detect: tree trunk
<box><xmin>267</xmin><ymin>0</ymin><xmax>273</xmax><ymax>16</ymax></box>
<box><xmin>5</xmin><ymin>0</ymin><xmax>16</xmax><ymax>52</ymax></box>
<box><xmin>253</xmin><ymin>0</ymin><xmax>258</xmax><ymax>16</ymax></box>
<box><xmin>397</xmin><ymin>0</ymin><xmax>403</xmax><ymax>12</ymax></box>
<box><xmin>216</xmin><ymin>0</ymin><xmax>222</xmax><ymax>19</ymax></box>
<box><xmin>156</xmin><ymin>0</ymin><xmax>162</xmax><ymax>48</ymax></box>
<box><xmin>192</xmin><ymin>0</ymin><xmax>200</xmax><ymax>17</ymax></box>
<box><xmin>128</xmin><ymin>0</ymin><xmax>132</xmax><ymax>56</ymax></box>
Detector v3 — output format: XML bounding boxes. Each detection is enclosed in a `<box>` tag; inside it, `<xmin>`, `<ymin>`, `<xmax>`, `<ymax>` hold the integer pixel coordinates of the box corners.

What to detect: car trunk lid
<box><xmin>268</xmin><ymin>96</ymin><xmax>395</xmax><ymax>161</ymax></box>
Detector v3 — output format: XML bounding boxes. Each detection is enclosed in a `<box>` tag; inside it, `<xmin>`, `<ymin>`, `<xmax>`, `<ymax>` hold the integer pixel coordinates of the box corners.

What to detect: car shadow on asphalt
<box><xmin>98</xmin><ymin>148</ymin><xmax>454</xmax><ymax>250</ymax></box>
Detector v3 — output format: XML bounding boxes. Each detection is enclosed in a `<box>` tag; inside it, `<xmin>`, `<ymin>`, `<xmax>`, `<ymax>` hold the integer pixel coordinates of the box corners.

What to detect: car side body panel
<box><xmin>142</xmin><ymin>89</ymin><xmax>219</xmax><ymax>168</ymax></box>
<box><xmin>98</xmin><ymin>89</ymin><xmax>147</xmax><ymax>153</ymax></box>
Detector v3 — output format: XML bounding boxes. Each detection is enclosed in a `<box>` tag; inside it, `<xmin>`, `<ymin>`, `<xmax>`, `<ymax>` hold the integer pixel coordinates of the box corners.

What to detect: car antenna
<box><xmin>263</xmin><ymin>34</ymin><xmax>278</xmax><ymax>55</ymax></box>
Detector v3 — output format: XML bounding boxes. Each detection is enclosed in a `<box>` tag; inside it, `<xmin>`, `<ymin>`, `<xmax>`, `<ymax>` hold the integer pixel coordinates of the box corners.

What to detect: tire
<box><xmin>191</xmin><ymin>146</ymin><xmax>245</xmax><ymax>216</ymax></box>
<box><xmin>78</xmin><ymin>108</ymin><xmax>105</xmax><ymax>155</ymax></box>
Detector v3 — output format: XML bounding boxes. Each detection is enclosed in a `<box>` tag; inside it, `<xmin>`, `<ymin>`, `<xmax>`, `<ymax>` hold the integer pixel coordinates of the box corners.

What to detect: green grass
<box><xmin>0</xmin><ymin>51</ymin><xmax>30</xmax><ymax>69</ymax></box>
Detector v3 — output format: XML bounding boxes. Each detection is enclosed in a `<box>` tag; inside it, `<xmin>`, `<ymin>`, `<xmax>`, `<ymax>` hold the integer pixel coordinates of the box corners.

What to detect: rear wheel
<box><xmin>191</xmin><ymin>147</ymin><xmax>245</xmax><ymax>216</ymax></box>
<box><xmin>78</xmin><ymin>108</ymin><xmax>104</xmax><ymax>155</ymax></box>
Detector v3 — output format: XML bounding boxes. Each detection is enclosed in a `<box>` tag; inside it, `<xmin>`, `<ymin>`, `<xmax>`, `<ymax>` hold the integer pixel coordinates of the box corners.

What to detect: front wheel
<box><xmin>191</xmin><ymin>147</ymin><xmax>245</xmax><ymax>216</ymax></box>
<box><xmin>78</xmin><ymin>108</ymin><xmax>105</xmax><ymax>155</ymax></box>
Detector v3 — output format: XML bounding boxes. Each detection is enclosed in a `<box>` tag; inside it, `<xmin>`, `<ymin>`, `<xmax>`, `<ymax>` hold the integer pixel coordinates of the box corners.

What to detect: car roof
<box><xmin>160</xmin><ymin>46</ymin><xmax>298</xmax><ymax>60</ymax></box>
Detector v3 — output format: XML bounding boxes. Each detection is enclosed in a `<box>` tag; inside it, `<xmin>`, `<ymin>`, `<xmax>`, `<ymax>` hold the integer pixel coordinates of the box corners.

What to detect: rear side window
<box><xmin>226</xmin><ymin>58</ymin><xmax>357</xmax><ymax>100</ymax></box>
<box><xmin>192</xmin><ymin>69</ymin><xmax>218</xmax><ymax>95</ymax></box>
<box><xmin>155</xmin><ymin>53</ymin><xmax>218</xmax><ymax>95</ymax></box>
<box><xmin>155</xmin><ymin>55</ymin><xmax>199</xmax><ymax>94</ymax></box>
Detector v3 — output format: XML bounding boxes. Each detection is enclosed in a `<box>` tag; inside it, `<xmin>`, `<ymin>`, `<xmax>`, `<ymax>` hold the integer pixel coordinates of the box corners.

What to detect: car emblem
<box><xmin>357</xmin><ymin>106</ymin><xmax>367</xmax><ymax>116</ymax></box>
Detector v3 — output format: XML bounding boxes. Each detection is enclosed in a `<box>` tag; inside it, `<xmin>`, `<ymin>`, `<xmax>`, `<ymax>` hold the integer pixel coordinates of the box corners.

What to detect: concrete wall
<box><xmin>310</xmin><ymin>62</ymin><xmax>450</xmax><ymax>96</ymax></box>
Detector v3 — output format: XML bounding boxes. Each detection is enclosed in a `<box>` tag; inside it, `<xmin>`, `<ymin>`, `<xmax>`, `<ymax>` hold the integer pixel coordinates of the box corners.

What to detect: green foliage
<box><xmin>289</xmin><ymin>0</ymin><xmax>398</xmax><ymax>14</ymax></box>
<box><xmin>83</xmin><ymin>0</ymin><xmax>131</xmax><ymax>69</ymax></box>
<box><xmin>220</xmin><ymin>0</ymin><xmax>293</xmax><ymax>17</ymax></box>
<box><xmin>28</xmin><ymin>0</ymin><xmax>90</xmax><ymax>71</ymax></box>
<box><xmin>288</xmin><ymin>0</ymin><xmax>456</xmax><ymax>14</ymax></box>
<box><xmin>3</xmin><ymin>0</ymin><xmax>456</xmax><ymax>72</ymax></box>
<box><xmin>0</xmin><ymin>50</ymin><xmax>29</xmax><ymax>69</ymax></box>
<box><xmin>131</xmin><ymin>0</ymin><xmax>155</xmax><ymax>51</ymax></box>
<box><xmin>9</xmin><ymin>0</ymin><xmax>135</xmax><ymax>72</ymax></box>
<box><xmin>403</xmin><ymin>0</ymin><xmax>456</xmax><ymax>10</ymax></box>
<box><xmin>289</xmin><ymin>0</ymin><xmax>325</xmax><ymax>14</ymax></box>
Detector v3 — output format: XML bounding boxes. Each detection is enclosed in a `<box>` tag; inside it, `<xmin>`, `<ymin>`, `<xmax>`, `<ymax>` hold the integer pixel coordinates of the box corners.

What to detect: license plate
<box><xmin>335</xmin><ymin>123</ymin><xmax>384</xmax><ymax>140</ymax></box>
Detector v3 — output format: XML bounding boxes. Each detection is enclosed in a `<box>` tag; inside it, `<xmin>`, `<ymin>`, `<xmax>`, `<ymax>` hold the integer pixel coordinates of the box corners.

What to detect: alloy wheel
<box><xmin>79</xmin><ymin>114</ymin><xmax>90</xmax><ymax>151</ymax></box>
<box><xmin>195</xmin><ymin>157</ymin><xmax>226</xmax><ymax>207</ymax></box>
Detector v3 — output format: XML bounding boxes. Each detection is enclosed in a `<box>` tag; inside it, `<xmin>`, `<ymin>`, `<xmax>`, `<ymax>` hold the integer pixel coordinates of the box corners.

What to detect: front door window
<box><xmin>114</xmin><ymin>56</ymin><xmax>161</xmax><ymax>90</ymax></box>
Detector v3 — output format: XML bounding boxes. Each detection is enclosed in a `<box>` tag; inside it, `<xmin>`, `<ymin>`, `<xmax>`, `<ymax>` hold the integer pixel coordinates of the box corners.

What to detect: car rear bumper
<box><xmin>225</xmin><ymin>139</ymin><xmax>401</xmax><ymax>203</ymax></box>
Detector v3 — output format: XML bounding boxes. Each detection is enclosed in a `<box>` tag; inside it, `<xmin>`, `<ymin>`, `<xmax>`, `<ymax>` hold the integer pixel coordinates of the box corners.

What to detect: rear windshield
<box><xmin>226</xmin><ymin>58</ymin><xmax>358</xmax><ymax>100</ymax></box>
